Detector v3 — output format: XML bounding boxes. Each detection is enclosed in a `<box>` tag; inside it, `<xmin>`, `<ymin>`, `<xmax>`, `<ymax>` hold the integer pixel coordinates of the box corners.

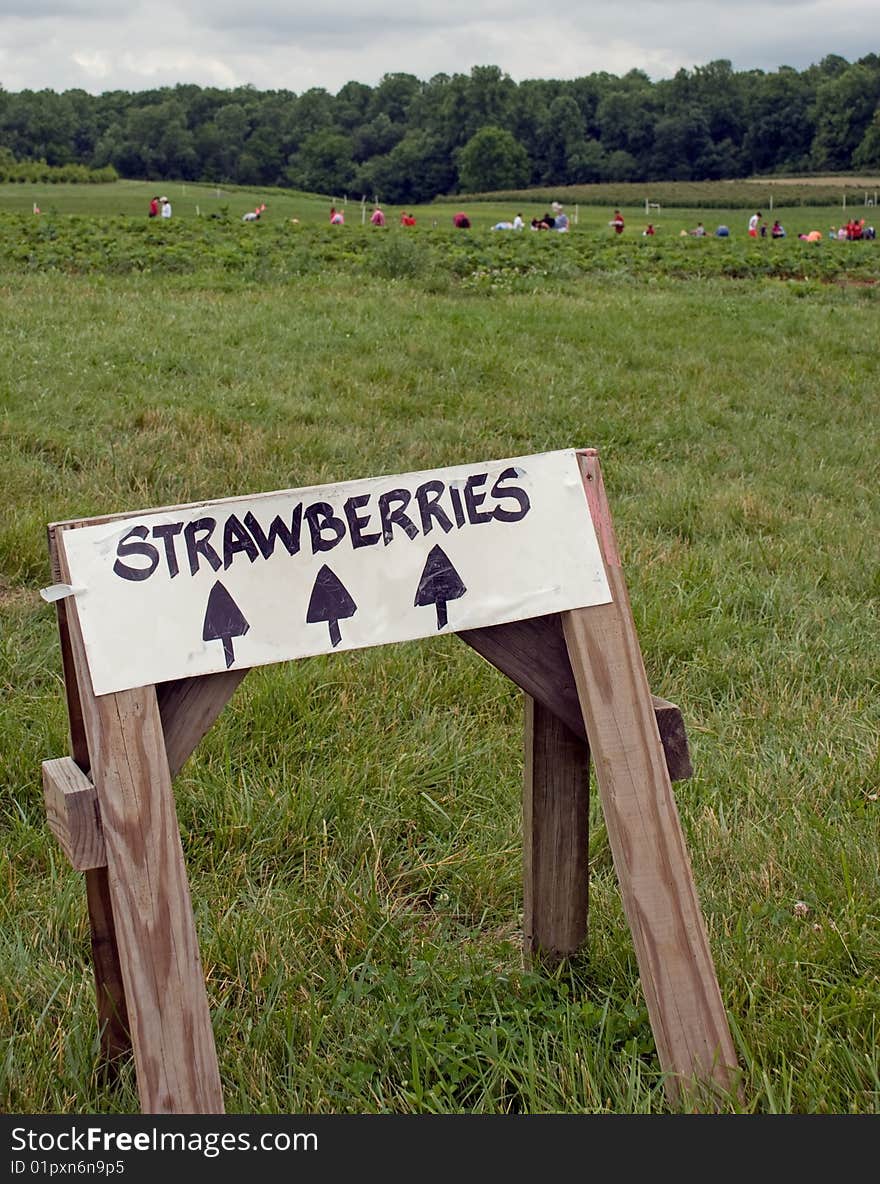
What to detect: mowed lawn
<box><xmin>1</xmin><ymin>231</ymin><xmax>878</xmax><ymax>1113</ymax></box>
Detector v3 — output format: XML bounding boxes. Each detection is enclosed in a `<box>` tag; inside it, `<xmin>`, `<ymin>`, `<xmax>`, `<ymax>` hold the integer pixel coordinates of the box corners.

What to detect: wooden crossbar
<box><xmin>42</xmin><ymin>756</ymin><xmax>105</xmax><ymax>871</ymax></box>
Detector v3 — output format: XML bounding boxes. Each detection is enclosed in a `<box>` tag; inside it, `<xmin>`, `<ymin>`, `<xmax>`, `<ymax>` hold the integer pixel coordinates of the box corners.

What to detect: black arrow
<box><xmin>306</xmin><ymin>565</ymin><xmax>357</xmax><ymax>648</ymax></box>
<box><xmin>414</xmin><ymin>545</ymin><xmax>467</xmax><ymax>630</ymax></box>
<box><xmin>202</xmin><ymin>581</ymin><xmax>250</xmax><ymax>668</ymax></box>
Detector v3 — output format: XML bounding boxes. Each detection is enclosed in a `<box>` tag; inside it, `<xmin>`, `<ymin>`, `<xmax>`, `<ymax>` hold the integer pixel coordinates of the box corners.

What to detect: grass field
<box><xmin>1</xmin><ymin>179</ymin><xmax>878</xmax><ymax>1115</ymax></box>
<box><xmin>1</xmin><ymin>176</ymin><xmax>878</xmax><ymax>239</ymax></box>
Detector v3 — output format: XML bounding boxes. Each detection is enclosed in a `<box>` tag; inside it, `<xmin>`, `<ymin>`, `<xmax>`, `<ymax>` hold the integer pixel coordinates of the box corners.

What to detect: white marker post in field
<box><xmin>42</xmin><ymin>447</ymin><xmax>741</xmax><ymax>1114</ymax></box>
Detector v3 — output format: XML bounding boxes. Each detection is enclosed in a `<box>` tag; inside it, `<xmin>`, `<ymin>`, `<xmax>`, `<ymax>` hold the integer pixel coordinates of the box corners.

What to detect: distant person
<box><xmin>771</xmin><ymin>220</ymin><xmax>786</xmax><ymax>239</ymax></box>
<box><xmin>452</xmin><ymin>211</ymin><xmax>471</xmax><ymax>228</ymax></box>
<box><xmin>242</xmin><ymin>202</ymin><xmax>266</xmax><ymax>222</ymax></box>
<box><xmin>512</xmin><ymin>212</ymin><xmax>524</xmax><ymax>230</ymax></box>
<box><xmin>370</xmin><ymin>207</ymin><xmax>386</xmax><ymax>227</ymax></box>
<box><xmin>491</xmin><ymin>220</ymin><xmax>514</xmax><ymax>230</ymax></box>
<box><xmin>864</xmin><ymin>224</ymin><xmax>876</xmax><ymax>240</ymax></box>
<box><xmin>715</xmin><ymin>224</ymin><xmax>730</xmax><ymax>237</ymax></box>
<box><xmin>160</xmin><ymin>196</ymin><xmax>172</xmax><ymax>219</ymax></box>
<box><xmin>643</xmin><ymin>223</ymin><xmax>656</xmax><ymax>236</ymax></box>
<box><xmin>748</xmin><ymin>210</ymin><xmax>761</xmax><ymax>237</ymax></box>
<box><xmin>400</xmin><ymin>211</ymin><xmax>416</xmax><ymax>226</ymax></box>
<box><xmin>539</xmin><ymin>210</ymin><xmax>556</xmax><ymax>229</ymax></box>
<box><xmin>553</xmin><ymin>205</ymin><xmax>569</xmax><ymax>232</ymax></box>
<box><xmin>690</xmin><ymin>222</ymin><xmax>707</xmax><ymax>236</ymax></box>
<box><xmin>148</xmin><ymin>195</ymin><xmax>159</xmax><ymax>218</ymax></box>
<box><xmin>610</xmin><ymin>209</ymin><xmax>624</xmax><ymax>234</ymax></box>
<box><xmin>329</xmin><ymin>206</ymin><xmax>344</xmax><ymax>225</ymax></box>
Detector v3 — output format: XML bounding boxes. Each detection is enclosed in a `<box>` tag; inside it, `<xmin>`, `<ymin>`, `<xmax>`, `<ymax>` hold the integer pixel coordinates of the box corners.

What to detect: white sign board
<box><xmin>59</xmin><ymin>449</ymin><xmax>612</xmax><ymax>696</ymax></box>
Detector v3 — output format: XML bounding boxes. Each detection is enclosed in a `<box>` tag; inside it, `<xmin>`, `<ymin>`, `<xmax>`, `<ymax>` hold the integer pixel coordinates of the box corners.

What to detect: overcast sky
<box><xmin>0</xmin><ymin>2</ymin><xmax>873</xmax><ymax>96</ymax></box>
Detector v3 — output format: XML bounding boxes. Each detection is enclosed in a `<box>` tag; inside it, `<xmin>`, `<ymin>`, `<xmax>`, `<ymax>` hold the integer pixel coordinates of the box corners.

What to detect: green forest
<box><xmin>1</xmin><ymin>54</ymin><xmax>880</xmax><ymax>203</ymax></box>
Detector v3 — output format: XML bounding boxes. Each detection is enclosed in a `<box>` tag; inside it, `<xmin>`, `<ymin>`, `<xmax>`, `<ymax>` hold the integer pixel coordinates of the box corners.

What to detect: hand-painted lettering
<box><xmin>152</xmin><ymin>522</ymin><xmax>183</xmax><ymax>578</ymax></box>
<box><xmin>464</xmin><ymin>472</ymin><xmax>493</xmax><ymax>524</ymax></box>
<box><xmin>112</xmin><ymin>525</ymin><xmax>160</xmax><ymax>581</ymax></box>
<box><xmin>111</xmin><ymin>468</ymin><xmax>533</xmax><ymax>581</ymax></box>
<box><xmin>491</xmin><ymin>468</ymin><xmax>531</xmax><ymax>522</ymax></box>
<box><xmin>448</xmin><ymin>484</ymin><xmax>467</xmax><ymax>529</ymax></box>
<box><xmin>344</xmin><ymin>495</ymin><xmax>381</xmax><ymax>548</ymax></box>
<box><xmin>223</xmin><ymin>514</ymin><xmax>259</xmax><ymax>568</ymax></box>
<box><xmin>244</xmin><ymin>507</ymin><xmax>302</xmax><ymax>559</ymax></box>
<box><xmin>415</xmin><ymin>480</ymin><xmax>453</xmax><ymax>536</ymax></box>
<box><xmin>379</xmin><ymin>489</ymin><xmax>419</xmax><ymax>545</ymax></box>
<box><xmin>305</xmin><ymin>502</ymin><xmax>346</xmax><ymax>552</ymax></box>
<box><xmin>185</xmin><ymin>518</ymin><xmax>222</xmax><ymax>576</ymax></box>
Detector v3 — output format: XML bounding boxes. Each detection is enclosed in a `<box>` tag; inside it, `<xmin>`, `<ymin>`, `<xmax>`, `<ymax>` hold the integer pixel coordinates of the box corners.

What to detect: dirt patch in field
<box><xmin>744</xmin><ymin>175</ymin><xmax>880</xmax><ymax>188</ymax></box>
<box><xmin>0</xmin><ymin>578</ymin><xmax>39</xmax><ymax>611</ymax></box>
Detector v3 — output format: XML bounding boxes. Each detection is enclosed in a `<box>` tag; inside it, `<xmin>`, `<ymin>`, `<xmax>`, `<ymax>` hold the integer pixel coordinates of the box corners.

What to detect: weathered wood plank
<box><xmin>48</xmin><ymin>525</ymin><xmax>130</xmax><ymax>1065</ymax></box>
<box><xmin>42</xmin><ymin>756</ymin><xmax>106</xmax><ymax>871</ymax></box>
<box><xmin>55</xmin><ymin>527</ymin><xmax>224</xmax><ymax>1114</ymax></box>
<box><xmin>48</xmin><ymin>526</ymin><xmax>90</xmax><ymax>771</ymax></box>
<box><xmin>158</xmin><ymin>670</ymin><xmax>248</xmax><ymax>780</ymax></box>
<box><xmin>85</xmin><ymin>867</ymin><xmax>131</xmax><ymax>1067</ymax></box>
<box><xmin>563</xmin><ymin>449</ymin><xmax>739</xmax><ymax>1106</ymax></box>
<box><xmin>459</xmin><ymin>613</ymin><xmax>693</xmax><ymax>782</ymax></box>
<box><xmin>652</xmin><ymin>696</ymin><xmax>693</xmax><ymax>782</ymax></box>
<box><xmin>523</xmin><ymin>695</ymin><xmax>590</xmax><ymax>963</ymax></box>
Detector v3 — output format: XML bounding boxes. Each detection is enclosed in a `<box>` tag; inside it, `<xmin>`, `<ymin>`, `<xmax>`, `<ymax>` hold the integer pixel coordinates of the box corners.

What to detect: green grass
<box><xmin>0</xmin><ymin>196</ymin><xmax>878</xmax><ymax>1115</ymax></box>
<box><xmin>1</xmin><ymin>177</ymin><xmax>877</xmax><ymax>241</ymax></box>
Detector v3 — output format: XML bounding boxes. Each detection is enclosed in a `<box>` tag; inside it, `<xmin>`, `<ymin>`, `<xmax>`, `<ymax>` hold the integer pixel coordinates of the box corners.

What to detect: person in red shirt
<box><xmin>148</xmin><ymin>196</ymin><xmax>159</xmax><ymax>218</ymax></box>
<box><xmin>610</xmin><ymin>209</ymin><xmax>624</xmax><ymax>234</ymax></box>
<box><xmin>400</xmin><ymin>211</ymin><xmax>416</xmax><ymax>226</ymax></box>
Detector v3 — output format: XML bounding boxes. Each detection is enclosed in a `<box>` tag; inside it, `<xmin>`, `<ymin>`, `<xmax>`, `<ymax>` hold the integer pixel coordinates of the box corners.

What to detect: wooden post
<box><xmin>49</xmin><ymin>533</ymin><xmax>131</xmax><ymax>1066</ymax></box>
<box><xmin>562</xmin><ymin>450</ymin><xmax>740</xmax><ymax>1107</ymax></box>
<box><xmin>54</xmin><ymin>527</ymin><xmax>224</xmax><ymax>1114</ymax></box>
<box><xmin>523</xmin><ymin>695</ymin><xmax>590</xmax><ymax>962</ymax></box>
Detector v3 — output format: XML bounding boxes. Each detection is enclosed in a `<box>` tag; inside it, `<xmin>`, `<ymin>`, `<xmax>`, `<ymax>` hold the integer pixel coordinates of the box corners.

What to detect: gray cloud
<box><xmin>0</xmin><ymin>1</ymin><xmax>874</xmax><ymax>95</ymax></box>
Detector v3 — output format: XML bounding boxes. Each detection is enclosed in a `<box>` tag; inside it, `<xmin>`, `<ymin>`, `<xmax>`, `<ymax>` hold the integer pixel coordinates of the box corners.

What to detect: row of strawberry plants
<box><xmin>1</xmin><ymin>214</ymin><xmax>877</xmax><ymax>285</ymax></box>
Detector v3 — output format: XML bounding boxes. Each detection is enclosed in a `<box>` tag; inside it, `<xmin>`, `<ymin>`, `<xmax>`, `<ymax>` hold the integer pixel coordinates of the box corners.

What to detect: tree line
<box><xmin>1</xmin><ymin>56</ymin><xmax>879</xmax><ymax>203</ymax></box>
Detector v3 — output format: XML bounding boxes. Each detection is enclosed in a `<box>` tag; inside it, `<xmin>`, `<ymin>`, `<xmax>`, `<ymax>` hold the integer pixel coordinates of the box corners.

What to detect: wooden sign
<box><xmin>55</xmin><ymin>450</ymin><xmax>612</xmax><ymax>695</ymax></box>
<box><xmin>42</xmin><ymin>447</ymin><xmax>741</xmax><ymax>1114</ymax></box>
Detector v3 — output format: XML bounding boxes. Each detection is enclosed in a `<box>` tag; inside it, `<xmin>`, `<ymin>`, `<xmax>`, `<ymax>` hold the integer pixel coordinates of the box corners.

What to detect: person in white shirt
<box><xmin>512</xmin><ymin>213</ymin><xmax>524</xmax><ymax>230</ymax></box>
<box><xmin>748</xmin><ymin>211</ymin><xmax>761</xmax><ymax>237</ymax></box>
<box><xmin>160</xmin><ymin>197</ymin><xmax>172</xmax><ymax>219</ymax></box>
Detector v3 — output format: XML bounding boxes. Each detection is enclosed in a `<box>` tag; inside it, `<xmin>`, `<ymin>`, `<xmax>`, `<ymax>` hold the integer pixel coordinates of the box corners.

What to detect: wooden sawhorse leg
<box><xmin>563</xmin><ymin>450</ymin><xmax>740</xmax><ymax>1106</ymax></box>
<box><xmin>523</xmin><ymin>694</ymin><xmax>590</xmax><ymax>963</ymax></box>
<box><xmin>49</xmin><ymin>526</ymin><xmax>225</xmax><ymax>1114</ymax></box>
